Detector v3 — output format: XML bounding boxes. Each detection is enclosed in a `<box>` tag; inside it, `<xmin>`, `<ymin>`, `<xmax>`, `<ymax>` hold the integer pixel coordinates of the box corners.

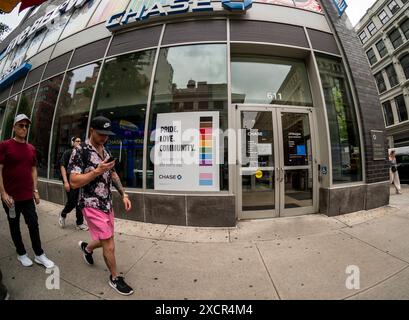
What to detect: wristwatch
<box><xmin>33</xmin><ymin>189</ymin><xmax>39</xmax><ymax>193</ymax></box>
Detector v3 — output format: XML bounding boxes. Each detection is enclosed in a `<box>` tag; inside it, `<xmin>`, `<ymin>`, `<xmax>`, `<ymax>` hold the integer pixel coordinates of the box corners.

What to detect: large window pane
<box><xmin>1</xmin><ymin>95</ymin><xmax>20</xmax><ymax>140</ymax></box>
<box><xmin>388</xmin><ymin>0</ymin><xmax>400</xmax><ymax>14</ymax></box>
<box><xmin>382</xmin><ymin>101</ymin><xmax>394</xmax><ymax>126</ymax></box>
<box><xmin>385</xmin><ymin>64</ymin><xmax>399</xmax><ymax>87</ymax></box>
<box><xmin>0</xmin><ymin>100</ymin><xmax>7</xmax><ymax>138</ymax></box>
<box><xmin>389</xmin><ymin>28</ymin><xmax>403</xmax><ymax>49</ymax></box>
<box><xmin>366</xmin><ymin>48</ymin><xmax>377</xmax><ymax>65</ymax></box>
<box><xmin>148</xmin><ymin>44</ymin><xmax>228</xmax><ymax>190</ymax></box>
<box><xmin>359</xmin><ymin>31</ymin><xmax>368</xmax><ymax>44</ymax></box>
<box><xmin>16</xmin><ymin>85</ymin><xmax>38</xmax><ymax>119</ymax></box>
<box><xmin>92</xmin><ymin>50</ymin><xmax>156</xmax><ymax>188</ymax></box>
<box><xmin>400</xmin><ymin>18</ymin><xmax>409</xmax><ymax>40</ymax></box>
<box><xmin>376</xmin><ymin>40</ymin><xmax>387</xmax><ymax>58</ymax></box>
<box><xmin>367</xmin><ymin>22</ymin><xmax>377</xmax><ymax>35</ymax></box>
<box><xmin>39</xmin><ymin>11</ymin><xmax>72</xmax><ymax>51</ymax></box>
<box><xmin>0</xmin><ymin>55</ymin><xmax>7</xmax><ymax>75</ymax></box>
<box><xmin>316</xmin><ymin>55</ymin><xmax>362</xmax><ymax>183</ymax></box>
<box><xmin>60</xmin><ymin>0</ymin><xmax>101</xmax><ymax>40</ymax></box>
<box><xmin>379</xmin><ymin>10</ymin><xmax>390</xmax><ymax>24</ymax></box>
<box><xmin>25</xmin><ymin>30</ymin><xmax>47</xmax><ymax>59</ymax></box>
<box><xmin>395</xmin><ymin>95</ymin><xmax>408</xmax><ymax>122</ymax></box>
<box><xmin>375</xmin><ymin>71</ymin><xmax>386</xmax><ymax>93</ymax></box>
<box><xmin>49</xmin><ymin>63</ymin><xmax>101</xmax><ymax>179</ymax></box>
<box><xmin>88</xmin><ymin>0</ymin><xmax>130</xmax><ymax>27</ymax></box>
<box><xmin>232</xmin><ymin>56</ymin><xmax>313</xmax><ymax>106</ymax></box>
<box><xmin>29</xmin><ymin>75</ymin><xmax>64</xmax><ymax>178</ymax></box>
<box><xmin>400</xmin><ymin>54</ymin><xmax>409</xmax><ymax>79</ymax></box>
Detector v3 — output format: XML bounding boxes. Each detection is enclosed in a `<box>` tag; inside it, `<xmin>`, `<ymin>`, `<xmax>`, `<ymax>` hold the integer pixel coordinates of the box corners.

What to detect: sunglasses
<box><xmin>16</xmin><ymin>124</ymin><xmax>30</xmax><ymax>129</ymax></box>
<box><xmin>74</xmin><ymin>140</ymin><xmax>81</xmax><ymax>143</ymax></box>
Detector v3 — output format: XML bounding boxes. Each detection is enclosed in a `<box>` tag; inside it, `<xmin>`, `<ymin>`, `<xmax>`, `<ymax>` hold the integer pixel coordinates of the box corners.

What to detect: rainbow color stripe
<box><xmin>199</xmin><ymin>117</ymin><xmax>213</xmax><ymax>186</ymax></box>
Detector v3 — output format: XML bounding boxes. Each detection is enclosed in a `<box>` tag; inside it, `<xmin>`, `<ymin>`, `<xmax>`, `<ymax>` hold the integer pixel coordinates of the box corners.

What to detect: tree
<box><xmin>0</xmin><ymin>11</ymin><xmax>10</xmax><ymax>39</ymax></box>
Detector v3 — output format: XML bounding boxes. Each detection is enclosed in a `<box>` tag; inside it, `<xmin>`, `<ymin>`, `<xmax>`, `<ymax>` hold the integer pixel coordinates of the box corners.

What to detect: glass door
<box><xmin>237</xmin><ymin>107</ymin><xmax>279</xmax><ymax>219</ymax></box>
<box><xmin>237</xmin><ymin>106</ymin><xmax>317</xmax><ymax>219</ymax></box>
<box><xmin>278</xmin><ymin>109</ymin><xmax>316</xmax><ymax>217</ymax></box>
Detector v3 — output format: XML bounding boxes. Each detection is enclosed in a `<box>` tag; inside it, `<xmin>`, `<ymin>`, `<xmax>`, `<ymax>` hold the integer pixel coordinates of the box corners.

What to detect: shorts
<box><xmin>82</xmin><ymin>207</ymin><xmax>114</xmax><ymax>241</ymax></box>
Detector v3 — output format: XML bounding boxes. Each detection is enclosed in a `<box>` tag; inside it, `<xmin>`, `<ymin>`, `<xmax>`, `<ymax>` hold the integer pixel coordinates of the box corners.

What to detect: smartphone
<box><xmin>107</xmin><ymin>156</ymin><xmax>116</xmax><ymax>163</ymax></box>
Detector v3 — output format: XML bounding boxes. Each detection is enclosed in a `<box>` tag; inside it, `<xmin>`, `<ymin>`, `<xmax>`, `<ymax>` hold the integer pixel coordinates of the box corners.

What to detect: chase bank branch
<box><xmin>0</xmin><ymin>0</ymin><xmax>390</xmax><ymax>227</ymax></box>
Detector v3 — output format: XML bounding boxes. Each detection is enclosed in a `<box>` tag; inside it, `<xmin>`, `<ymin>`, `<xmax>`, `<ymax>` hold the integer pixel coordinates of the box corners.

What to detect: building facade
<box><xmin>0</xmin><ymin>0</ymin><xmax>389</xmax><ymax>227</ymax></box>
<box><xmin>355</xmin><ymin>0</ymin><xmax>409</xmax><ymax>148</ymax></box>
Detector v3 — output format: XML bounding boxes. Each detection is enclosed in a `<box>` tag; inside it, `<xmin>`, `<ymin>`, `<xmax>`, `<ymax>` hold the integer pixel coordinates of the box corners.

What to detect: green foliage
<box><xmin>0</xmin><ymin>11</ymin><xmax>10</xmax><ymax>38</ymax></box>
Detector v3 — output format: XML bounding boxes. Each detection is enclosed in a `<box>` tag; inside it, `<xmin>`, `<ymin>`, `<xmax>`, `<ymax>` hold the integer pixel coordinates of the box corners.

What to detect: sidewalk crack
<box><xmin>341</xmin><ymin>264</ymin><xmax>409</xmax><ymax>300</ymax></box>
<box><xmin>255</xmin><ymin>243</ymin><xmax>281</xmax><ymax>300</ymax></box>
<box><xmin>339</xmin><ymin>229</ymin><xmax>409</xmax><ymax>265</ymax></box>
<box><xmin>124</xmin><ymin>241</ymin><xmax>157</xmax><ymax>275</ymax></box>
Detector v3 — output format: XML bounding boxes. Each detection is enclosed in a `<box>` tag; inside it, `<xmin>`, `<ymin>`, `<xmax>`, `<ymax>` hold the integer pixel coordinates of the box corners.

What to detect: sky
<box><xmin>345</xmin><ymin>0</ymin><xmax>378</xmax><ymax>26</ymax></box>
<box><xmin>0</xmin><ymin>0</ymin><xmax>380</xmax><ymax>39</ymax></box>
<box><xmin>0</xmin><ymin>4</ymin><xmax>25</xmax><ymax>30</ymax></box>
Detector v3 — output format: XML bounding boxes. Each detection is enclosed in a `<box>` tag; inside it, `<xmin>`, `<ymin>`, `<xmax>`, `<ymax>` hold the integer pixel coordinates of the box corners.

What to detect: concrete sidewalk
<box><xmin>2</xmin><ymin>186</ymin><xmax>409</xmax><ymax>300</ymax></box>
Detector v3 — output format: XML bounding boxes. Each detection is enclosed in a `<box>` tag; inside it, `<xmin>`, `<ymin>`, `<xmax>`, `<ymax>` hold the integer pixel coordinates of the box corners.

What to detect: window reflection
<box><xmin>316</xmin><ymin>55</ymin><xmax>362</xmax><ymax>183</ymax></box>
<box><xmin>25</xmin><ymin>30</ymin><xmax>47</xmax><ymax>59</ymax></box>
<box><xmin>0</xmin><ymin>101</ymin><xmax>7</xmax><ymax>139</ymax></box>
<box><xmin>39</xmin><ymin>12</ymin><xmax>71</xmax><ymax>51</ymax></box>
<box><xmin>50</xmin><ymin>63</ymin><xmax>101</xmax><ymax>179</ymax></box>
<box><xmin>60</xmin><ymin>0</ymin><xmax>101</xmax><ymax>40</ymax></box>
<box><xmin>2</xmin><ymin>95</ymin><xmax>20</xmax><ymax>140</ymax></box>
<box><xmin>16</xmin><ymin>86</ymin><xmax>38</xmax><ymax>119</ymax></box>
<box><xmin>232</xmin><ymin>56</ymin><xmax>313</xmax><ymax>106</ymax></box>
<box><xmin>29</xmin><ymin>75</ymin><xmax>64</xmax><ymax>178</ymax></box>
<box><xmin>88</xmin><ymin>0</ymin><xmax>130</xmax><ymax>27</ymax></box>
<box><xmin>148</xmin><ymin>44</ymin><xmax>228</xmax><ymax>190</ymax></box>
<box><xmin>92</xmin><ymin>50</ymin><xmax>156</xmax><ymax>188</ymax></box>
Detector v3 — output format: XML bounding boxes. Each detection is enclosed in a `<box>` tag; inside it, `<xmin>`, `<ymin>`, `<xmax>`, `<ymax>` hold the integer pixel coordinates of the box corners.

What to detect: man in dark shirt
<box><xmin>0</xmin><ymin>114</ymin><xmax>54</xmax><ymax>269</ymax></box>
<box><xmin>68</xmin><ymin>116</ymin><xmax>133</xmax><ymax>296</ymax></box>
<box><xmin>58</xmin><ymin>136</ymin><xmax>88</xmax><ymax>230</ymax></box>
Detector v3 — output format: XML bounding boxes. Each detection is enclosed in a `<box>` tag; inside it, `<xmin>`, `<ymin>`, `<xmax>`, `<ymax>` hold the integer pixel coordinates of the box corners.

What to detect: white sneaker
<box><xmin>34</xmin><ymin>254</ymin><xmax>55</xmax><ymax>269</ymax></box>
<box><xmin>76</xmin><ymin>224</ymin><xmax>89</xmax><ymax>231</ymax></box>
<box><xmin>58</xmin><ymin>213</ymin><xmax>66</xmax><ymax>228</ymax></box>
<box><xmin>17</xmin><ymin>254</ymin><xmax>33</xmax><ymax>267</ymax></box>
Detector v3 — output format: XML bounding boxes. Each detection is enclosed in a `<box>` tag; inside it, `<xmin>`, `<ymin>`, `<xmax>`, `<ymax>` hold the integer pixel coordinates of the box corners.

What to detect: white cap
<box><xmin>14</xmin><ymin>114</ymin><xmax>31</xmax><ymax>126</ymax></box>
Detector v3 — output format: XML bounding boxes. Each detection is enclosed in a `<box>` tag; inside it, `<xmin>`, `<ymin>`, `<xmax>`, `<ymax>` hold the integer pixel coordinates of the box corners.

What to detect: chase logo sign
<box><xmin>159</xmin><ymin>174</ymin><xmax>183</xmax><ymax>180</ymax></box>
<box><xmin>106</xmin><ymin>0</ymin><xmax>252</xmax><ymax>31</ymax></box>
<box><xmin>332</xmin><ymin>0</ymin><xmax>347</xmax><ymax>17</ymax></box>
<box><xmin>222</xmin><ymin>0</ymin><xmax>252</xmax><ymax>11</ymax></box>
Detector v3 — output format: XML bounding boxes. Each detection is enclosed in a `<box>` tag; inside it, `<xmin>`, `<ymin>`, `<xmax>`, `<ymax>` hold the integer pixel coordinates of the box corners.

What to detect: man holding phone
<box><xmin>68</xmin><ymin>116</ymin><xmax>133</xmax><ymax>296</ymax></box>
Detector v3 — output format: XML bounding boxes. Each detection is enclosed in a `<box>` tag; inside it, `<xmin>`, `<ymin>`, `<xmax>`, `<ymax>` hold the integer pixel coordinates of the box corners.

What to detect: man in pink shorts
<box><xmin>68</xmin><ymin>116</ymin><xmax>133</xmax><ymax>296</ymax></box>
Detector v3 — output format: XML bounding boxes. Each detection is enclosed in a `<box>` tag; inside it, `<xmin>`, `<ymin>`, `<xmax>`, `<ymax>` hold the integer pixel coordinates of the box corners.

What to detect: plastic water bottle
<box><xmin>8</xmin><ymin>197</ymin><xmax>16</xmax><ymax>219</ymax></box>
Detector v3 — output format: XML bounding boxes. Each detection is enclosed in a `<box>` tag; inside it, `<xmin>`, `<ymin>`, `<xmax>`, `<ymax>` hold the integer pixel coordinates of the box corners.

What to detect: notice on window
<box><xmin>257</xmin><ymin>143</ymin><xmax>272</xmax><ymax>156</ymax></box>
<box><xmin>154</xmin><ymin>112</ymin><xmax>220</xmax><ymax>191</ymax></box>
<box><xmin>371</xmin><ymin>130</ymin><xmax>386</xmax><ymax>160</ymax></box>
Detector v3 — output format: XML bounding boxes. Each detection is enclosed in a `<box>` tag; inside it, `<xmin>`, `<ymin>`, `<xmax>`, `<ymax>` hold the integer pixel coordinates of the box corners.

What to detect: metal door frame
<box><xmin>276</xmin><ymin>107</ymin><xmax>317</xmax><ymax>217</ymax></box>
<box><xmin>236</xmin><ymin>104</ymin><xmax>318</xmax><ymax>219</ymax></box>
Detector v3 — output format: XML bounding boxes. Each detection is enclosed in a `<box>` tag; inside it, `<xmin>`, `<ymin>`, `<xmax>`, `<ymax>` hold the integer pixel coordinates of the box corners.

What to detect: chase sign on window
<box><xmin>106</xmin><ymin>0</ymin><xmax>253</xmax><ymax>30</ymax></box>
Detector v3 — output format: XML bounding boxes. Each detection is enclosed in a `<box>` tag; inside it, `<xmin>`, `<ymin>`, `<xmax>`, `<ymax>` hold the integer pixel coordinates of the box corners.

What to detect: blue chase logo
<box><xmin>107</xmin><ymin>0</ymin><xmax>253</xmax><ymax>31</ymax></box>
<box><xmin>222</xmin><ymin>0</ymin><xmax>252</xmax><ymax>11</ymax></box>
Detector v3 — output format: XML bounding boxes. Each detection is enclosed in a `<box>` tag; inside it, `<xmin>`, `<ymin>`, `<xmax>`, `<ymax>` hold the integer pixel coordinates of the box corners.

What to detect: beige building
<box><xmin>356</xmin><ymin>0</ymin><xmax>409</xmax><ymax>147</ymax></box>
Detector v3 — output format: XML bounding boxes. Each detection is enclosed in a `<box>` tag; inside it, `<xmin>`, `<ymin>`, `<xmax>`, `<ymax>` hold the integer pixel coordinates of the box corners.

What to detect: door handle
<box><xmin>280</xmin><ymin>168</ymin><xmax>284</xmax><ymax>182</ymax></box>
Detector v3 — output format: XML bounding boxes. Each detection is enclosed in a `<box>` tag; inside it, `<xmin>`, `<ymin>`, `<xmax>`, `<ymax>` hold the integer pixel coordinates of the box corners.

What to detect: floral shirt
<box><xmin>67</xmin><ymin>140</ymin><xmax>113</xmax><ymax>214</ymax></box>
